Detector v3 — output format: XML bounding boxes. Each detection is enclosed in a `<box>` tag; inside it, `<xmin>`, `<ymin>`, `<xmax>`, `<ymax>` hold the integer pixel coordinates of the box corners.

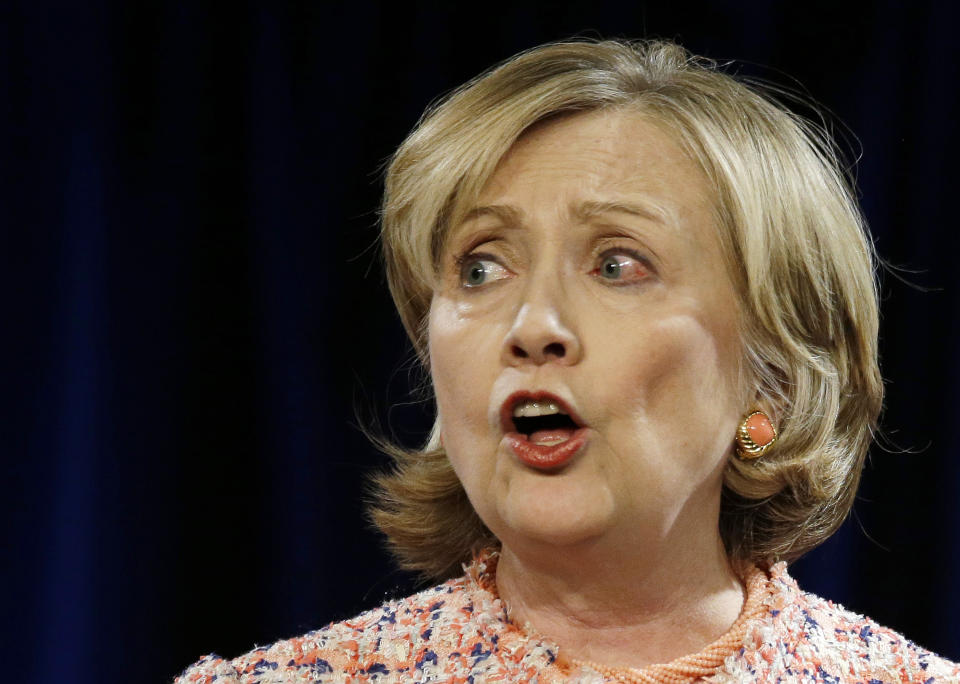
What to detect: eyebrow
<box><xmin>459</xmin><ymin>200</ymin><xmax>668</xmax><ymax>228</ymax></box>
<box><xmin>460</xmin><ymin>204</ymin><xmax>524</xmax><ymax>226</ymax></box>
<box><xmin>573</xmin><ymin>199</ymin><xmax>668</xmax><ymax>225</ymax></box>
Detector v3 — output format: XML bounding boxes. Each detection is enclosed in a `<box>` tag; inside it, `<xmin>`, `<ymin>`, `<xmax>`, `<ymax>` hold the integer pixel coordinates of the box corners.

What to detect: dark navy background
<box><xmin>4</xmin><ymin>2</ymin><xmax>959</xmax><ymax>682</ymax></box>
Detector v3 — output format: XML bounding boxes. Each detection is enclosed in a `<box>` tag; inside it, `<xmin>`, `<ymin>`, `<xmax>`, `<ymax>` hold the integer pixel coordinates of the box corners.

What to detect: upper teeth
<box><xmin>512</xmin><ymin>399</ymin><xmax>568</xmax><ymax>418</ymax></box>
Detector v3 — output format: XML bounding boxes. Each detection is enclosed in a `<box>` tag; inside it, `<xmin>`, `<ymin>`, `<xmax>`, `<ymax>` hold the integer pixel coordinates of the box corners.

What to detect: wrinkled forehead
<box><xmin>439</xmin><ymin>107</ymin><xmax>732</xmax><ymax>267</ymax></box>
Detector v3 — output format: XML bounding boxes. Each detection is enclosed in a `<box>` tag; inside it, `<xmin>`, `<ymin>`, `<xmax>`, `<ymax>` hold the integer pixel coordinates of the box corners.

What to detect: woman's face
<box><xmin>428</xmin><ymin>109</ymin><xmax>746</xmax><ymax>554</ymax></box>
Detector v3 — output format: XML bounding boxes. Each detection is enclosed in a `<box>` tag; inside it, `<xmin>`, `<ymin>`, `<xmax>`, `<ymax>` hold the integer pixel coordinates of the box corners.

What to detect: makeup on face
<box><xmin>499</xmin><ymin>390</ymin><xmax>589</xmax><ymax>470</ymax></box>
<box><xmin>428</xmin><ymin>109</ymin><xmax>743</xmax><ymax>549</ymax></box>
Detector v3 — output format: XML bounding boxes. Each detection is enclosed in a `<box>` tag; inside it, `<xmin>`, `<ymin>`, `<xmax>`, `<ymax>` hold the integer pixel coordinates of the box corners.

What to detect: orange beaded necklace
<box><xmin>565</xmin><ymin>564</ymin><xmax>771</xmax><ymax>683</ymax></box>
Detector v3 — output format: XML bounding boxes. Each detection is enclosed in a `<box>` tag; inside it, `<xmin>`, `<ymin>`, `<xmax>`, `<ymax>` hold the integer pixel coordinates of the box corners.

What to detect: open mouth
<box><xmin>500</xmin><ymin>392</ymin><xmax>588</xmax><ymax>468</ymax></box>
<box><xmin>513</xmin><ymin>412</ymin><xmax>580</xmax><ymax>443</ymax></box>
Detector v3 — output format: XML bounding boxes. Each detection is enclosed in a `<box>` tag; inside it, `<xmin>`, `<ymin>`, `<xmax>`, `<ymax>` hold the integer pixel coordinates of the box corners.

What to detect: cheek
<box><xmin>605</xmin><ymin>312</ymin><xmax>741</xmax><ymax>447</ymax></box>
<box><xmin>427</xmin><ymin>296</ymin><xmax>503</xmax><ymax>441</ymax></box>
<box><xmin>428</xmin><ymin>296</ymin><xmax>508</xmax><ymax>518</ymax></box>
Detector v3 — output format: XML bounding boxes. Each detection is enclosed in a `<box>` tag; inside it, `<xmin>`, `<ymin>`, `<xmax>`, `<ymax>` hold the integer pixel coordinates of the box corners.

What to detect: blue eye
<box><xmin>459</xmin><ymin>256</ymin><xmax>510</xmax><ymax>288</ymax></box>
<box><xmin>462</xmin><ymin>260</ymin><xmax>489</xmax><ymax>286</ymax></box>
<box><xmin>600</xmin><ymin>255</ymin><xmax>623</xmax><ymax>279</ymax></box>
<box><xmin>594</xmin><ymin>251</ymin><xmax>651</xmax><ymax>283</ymax></box>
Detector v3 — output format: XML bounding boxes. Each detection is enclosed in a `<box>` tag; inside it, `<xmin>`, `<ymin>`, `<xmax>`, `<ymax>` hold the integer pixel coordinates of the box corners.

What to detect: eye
<box><xmin>458</xmin><ymin>254</ymin><xmax>511</xmax><ymax>288</ymax></box>
<box><xmin>594</xmin><ymin>250</ymin><xmax>651</xmax><ymax>284</ymax></box>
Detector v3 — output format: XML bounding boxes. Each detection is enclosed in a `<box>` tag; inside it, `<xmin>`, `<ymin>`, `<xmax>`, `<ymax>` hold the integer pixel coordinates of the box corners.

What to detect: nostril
<box><xmin>512</xmin><ymin>345</ymin><xmax>529</xmax><ymax>359</ymax></box>
<box><xmin>544</xmin><ymin>342</ymin><xmax>565</xmax><ymax>358</ymax></box>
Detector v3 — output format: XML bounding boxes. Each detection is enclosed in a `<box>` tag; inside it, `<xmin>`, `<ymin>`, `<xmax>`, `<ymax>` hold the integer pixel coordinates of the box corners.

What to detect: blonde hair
<box><xmin>369</xmin><ymin>39</ymin><xmax>883</xmax><ymax>580</ymax></box>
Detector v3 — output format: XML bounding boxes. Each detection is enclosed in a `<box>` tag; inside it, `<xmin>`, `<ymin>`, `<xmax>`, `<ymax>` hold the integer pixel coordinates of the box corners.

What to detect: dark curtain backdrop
<box><xmin>5</xmin><ymin>2</ymin><xmax>960</xmax><ymax>682</ymax></box>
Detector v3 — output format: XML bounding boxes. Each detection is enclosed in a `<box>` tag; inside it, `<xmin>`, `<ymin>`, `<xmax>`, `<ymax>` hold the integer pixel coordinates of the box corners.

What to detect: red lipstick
<box><xmin>500</xmin><ymin>391</ymin><xmax>588</xmax><ymax>470</ymax></box>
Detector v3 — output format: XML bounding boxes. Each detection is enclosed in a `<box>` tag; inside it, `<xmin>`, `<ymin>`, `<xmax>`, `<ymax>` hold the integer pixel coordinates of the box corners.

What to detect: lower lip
<box><xmin>504</xmin><ymin>428</ymin><xmax>589</xmax><ymax>469</ymax></box>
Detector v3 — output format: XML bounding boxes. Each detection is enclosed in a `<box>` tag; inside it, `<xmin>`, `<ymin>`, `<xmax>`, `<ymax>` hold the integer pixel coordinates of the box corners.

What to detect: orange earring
<box><xmin>736</xmin><ymin>411</ymin><xmax>777</xmax><ymax>459</ymax></box>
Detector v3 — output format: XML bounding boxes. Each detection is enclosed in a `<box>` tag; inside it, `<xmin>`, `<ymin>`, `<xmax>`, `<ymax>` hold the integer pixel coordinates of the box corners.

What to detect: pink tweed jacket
<box><xmin>176</xmin><ymin>553</ymin><xmax>959</xmax><ymax>683</ymax></box>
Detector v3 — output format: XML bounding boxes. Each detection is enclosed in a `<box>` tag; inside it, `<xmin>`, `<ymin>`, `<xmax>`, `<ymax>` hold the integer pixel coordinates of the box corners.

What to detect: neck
<box><xmin>494</xmin><ymin>528</ymin><xmax>745</xmax><ymax>670</ymax></box>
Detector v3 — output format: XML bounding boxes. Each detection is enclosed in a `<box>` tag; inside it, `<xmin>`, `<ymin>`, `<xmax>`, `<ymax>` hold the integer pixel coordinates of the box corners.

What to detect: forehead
<box><xmin>476</xmin><ymin>109</ymin><xmax>713</xmax><ymax>215</ymax></box>
<box><xmin>442</xmin><ymin>109</ymin><xmax>722</xmax><ymax>267</ymax></box>
<box><xmin>439</xmin><ymin>106</ymin><xmax>743</xmax><ymax>310</ymax></box>
<box><xmin>444</xmin><ymin>109</ymin><xmax>715</xmax><ymax>246</ymax></box>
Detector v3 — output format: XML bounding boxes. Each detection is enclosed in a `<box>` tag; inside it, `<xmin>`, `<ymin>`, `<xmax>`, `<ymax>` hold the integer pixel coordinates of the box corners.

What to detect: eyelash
<box><xmin>592</xmin><ymin>247</ymin><xmax>654</xmax><ymax>284</ymax></box>
<box><xmin>453</xmin><ymin>246</ymin><xmax>654</xmax><ymax>288</ymax></box>
<box><xmin>454</xmin><ymin>251</ymin><xmax>507</xmax><ymax>288</ymax></box>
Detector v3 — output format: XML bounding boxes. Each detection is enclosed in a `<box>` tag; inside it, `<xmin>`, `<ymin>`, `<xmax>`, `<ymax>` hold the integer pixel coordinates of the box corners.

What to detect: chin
<box><xmin>494</xmin><ymin>476</ymin><xmax>617</xmax><ymax>548</ymax></box>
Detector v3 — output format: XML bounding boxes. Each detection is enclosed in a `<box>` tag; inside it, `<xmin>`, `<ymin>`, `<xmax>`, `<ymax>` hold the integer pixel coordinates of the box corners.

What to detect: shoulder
<box><xmin>174</xmin><ymin>577</ymin><xmax>467</xmax><ymax>683</ymax></box>
<box><xmin>173</xmin><ymin>564</ymin><xmax>561</xmax><ymax>683</ymax></box>
<box><xmin>719</xmin><ymin>562</ymin><xmax>960</xmax><ymax>683</ymax></box>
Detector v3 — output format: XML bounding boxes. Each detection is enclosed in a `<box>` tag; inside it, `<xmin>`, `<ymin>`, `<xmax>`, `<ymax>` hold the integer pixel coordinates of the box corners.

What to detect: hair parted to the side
<box><xmin>369</xmin><ymin>38</ymin><xmax>883</xmax><ymax>581</ymax></box>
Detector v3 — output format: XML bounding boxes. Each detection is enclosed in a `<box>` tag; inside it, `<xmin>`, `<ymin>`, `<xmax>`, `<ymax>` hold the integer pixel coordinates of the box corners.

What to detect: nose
<box><xmin>501</xmin><ymin>279</ymin><xmax>582</xmax><ymax>367</ymax></box>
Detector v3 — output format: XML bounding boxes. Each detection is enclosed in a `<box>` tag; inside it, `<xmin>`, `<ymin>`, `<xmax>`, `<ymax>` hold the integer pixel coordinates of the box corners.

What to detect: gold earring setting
<box><xmin>736</xmin><ymin>411</ymin><xmax>777</xmax><ymax>459</ymax></box>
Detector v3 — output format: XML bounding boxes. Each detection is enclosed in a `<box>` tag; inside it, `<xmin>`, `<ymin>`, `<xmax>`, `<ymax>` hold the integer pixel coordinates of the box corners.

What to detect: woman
<box><xmin>177</xmin><ymin>40</ymin><xmax>959</xmax><ymax>682</ymax></box>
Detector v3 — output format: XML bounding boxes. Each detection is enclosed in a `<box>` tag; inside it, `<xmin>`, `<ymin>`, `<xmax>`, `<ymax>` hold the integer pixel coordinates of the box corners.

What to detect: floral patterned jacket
<box><xmin>176</xmin><ymin>553</ymin><xmax>959</xmax><ymax>683</ymax></box>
